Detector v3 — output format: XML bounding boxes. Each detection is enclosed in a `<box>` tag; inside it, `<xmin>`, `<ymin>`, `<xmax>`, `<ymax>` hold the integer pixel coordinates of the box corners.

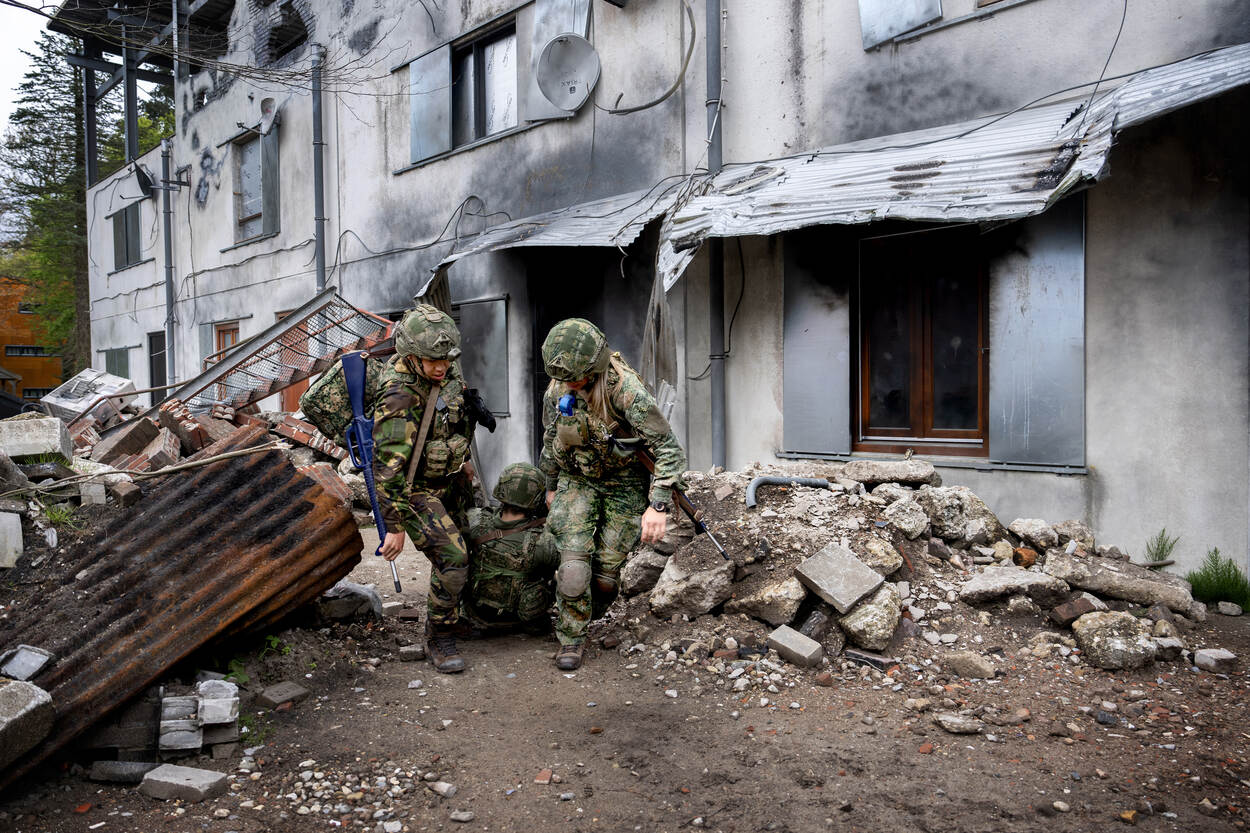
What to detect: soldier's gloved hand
<box><xmin>379</xmin><ymin>530</ymin><xmax>406</xmax><ymax>561</ymax></box>
<box><xmin>640</xmin><ymin>506</ymin><xmax>668</xmax><ymax>545</ymax></box>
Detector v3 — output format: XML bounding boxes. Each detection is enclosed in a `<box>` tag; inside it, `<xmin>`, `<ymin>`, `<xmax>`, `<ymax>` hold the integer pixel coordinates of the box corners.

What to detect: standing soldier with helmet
<box><xmin>460</xmin><ymin>462</ymin><xmax>560</xmax><ymax>633</ymax></box>
<box><xmin>539</xmin><ymin>319</ymin><xmax>688</xmax><ymax>670</ymax></box>
<box><xmin>374</xmin><ymin>304</ymin><xmax>477</xmax><ymax>673</ymax></box>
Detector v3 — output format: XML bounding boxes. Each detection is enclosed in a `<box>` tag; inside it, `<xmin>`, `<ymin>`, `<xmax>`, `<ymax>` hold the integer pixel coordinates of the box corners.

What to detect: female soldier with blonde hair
<box><xmin>539</xmin><ymin>319</ymin><xmax>687</xmax><ymax>670</ymax></box>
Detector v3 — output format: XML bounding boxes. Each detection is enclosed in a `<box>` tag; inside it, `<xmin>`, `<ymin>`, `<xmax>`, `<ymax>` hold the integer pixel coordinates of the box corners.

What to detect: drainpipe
<box><xmin>312</xmin><ymin>45</ymin><xmax>327</xmax><ymax>292</ymax></box>
<box><xmin>705</xmin><ymin>0</ymin><xmax>726</xmax><ymax>468</ymax></box>
<box><xmin>161</xmin><ymin>140</ymin><xmax>177</xmax><ymax>387</ymax></box>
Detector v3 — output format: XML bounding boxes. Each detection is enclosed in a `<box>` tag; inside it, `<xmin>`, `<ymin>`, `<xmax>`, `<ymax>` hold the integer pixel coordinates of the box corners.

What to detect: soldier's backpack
<box><xmin>299</xmin><ymin>354</ymin><xmax>388</xmax><ymax>447</ymax></box>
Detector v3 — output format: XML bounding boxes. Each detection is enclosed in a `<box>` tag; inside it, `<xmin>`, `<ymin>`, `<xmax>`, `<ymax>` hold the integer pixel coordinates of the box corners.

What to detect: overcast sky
<box><xmin>0</xmin><ymin>4</ymin><xmax>52</xmax><ymax>131</ymax></box>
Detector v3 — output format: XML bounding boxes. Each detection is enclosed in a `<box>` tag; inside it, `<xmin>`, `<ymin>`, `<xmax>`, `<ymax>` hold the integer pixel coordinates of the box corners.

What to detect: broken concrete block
<box><xmin>257</xmin><ymin>681</ymin><xmax>310</xmax><ymax>708</ymax></box>
<box><xmin>1217</xmin><ymin>601</ymin><xmax>1243</xmax><ymax>616</ymax></box>
<box><xmin>89</xmin><ymin>760</ymin><xmax>160</xmax><ymax>783</ymax></box>
<box><xmin>1043</xmin><ymin>551</ymin><xmax>1194</xmax><ymax>613</ymax></box>
<box><xmin>139</xmin><ymin>764</ymin><xmax>228</xmax><ymax>802</ymax></box>
<box><xmin>197</xmin><ymin>695</ymin><xmax>239</xmax><ymax>725</ymax></box>
<box><xmin>0</xmin><ymin>511</ymin><xmax>22</xmax><ymax>569</ymax></box>
<box><xmin>882</xmin><ymin>498</ymin><xmax>929</xmax><ymax>539</ymax></box>
<box><xmin>1071</xmin><ymin>611</ymin><xmax>1157</xmax><ymax>670</ymax></box>
<box><xmin>838</xmin><ymin>582</ymin><xmax>902</xmax><ymax>651</ymax></box>
<box><xmin>0</xmin><ymin>415</ymin><xmax>72</xmax><ymax>461</ymax></box>
<box><xmin>202</xmin><ymin>721</ymin><xmax>240</xmax><ymax>744</ymax></box>
<box><xmin>79</xmin><ymin>481</ymin><xmax>107</xmax><ymax>506</ymax></box>
<box><xmin>649</xmin><ymin>557</ymin><xmax>735</xmax><ymax>619</ymax></box>
<box><xmin>321</xmin><ymin>580</ymin><xmax>383</xmax><ymax>619</ymax></box>
<box><xmin>795</xmin><ymin>542</ymin><xmax>884</xmax><ymax>614</ymax></box>
<box><xmin>108</xmin><ymin>480</ymin><xmax>142</xmax><ymax>507</ymax></box>
<box><xmin>1152</xmin><ymin>636</ymin><xmax>1186</xmax><ymax>661</ymax></box>
<box><xmin>723</xmin><ymin>575</ymin><xmax>808</xmax><ymax>626</ymax></box>
<box><xmin>211</xmin><ymin>741</ymin><xmax>241</xmax><ymax>760</ymax></box>
<box><xmin>0</xmin><ymin>678</ymin><xmax>54</xmax><ymax>771</ymax></box>
<box><xmin>159</xmin><ymin>718</ymin><xmax>203</xmax><ymax>751</ymax></box>
<box><xmin>161</xmin><ymin>696</ymin><xmax>198</xmax><ymax>720</ymax></box>
<box><xmin>398</xmin><ymin>644</ymin><xmax>426</xmax><ymax>662</ymax></box>
<box><xmin>765</xmin><ymin>625</ymin><xmax>824</xmax><ymax>667</ymax></box>
<box><xmin>620</xmin><ymin>549</ymin><xmax>669</xmax><ymax>596</ymax></box>
<box><xmin>0</xmin><ymin>645</ymin><xmax>53</xmax><ymax>680</ymax></box>
<box><xmin>857</xmin><ymin>538</ymin><xmax>903</xmax><ymax>576</ymax></box>
<box><xmin>90</xmin><ymin>417</ymin><xmax>159</xmax><ymax>466</ymax></box>
<box><xmin>1194</xmin><ymin>648</ymin><xmax>1237</xmax><ymax>673</ymax></box>
<box><xmin>196</xmin><ymin>679</ymin><xmax>238</xmax><ymax>699</ymax></box>
<box><xmin>941</xmin><ymin>650</ymin><xmax>997</xmax><ymax>680</ymax></box>
<box><xmin>959</xmin><ymin>565</ymin><xmax>1070</xmax><ymax>607</ymax></box>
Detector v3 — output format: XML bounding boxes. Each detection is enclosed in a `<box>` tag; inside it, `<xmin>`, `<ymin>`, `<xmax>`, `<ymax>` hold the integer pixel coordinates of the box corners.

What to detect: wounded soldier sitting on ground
<box><xmin>459</xmin><ymin>462</ymin><xmax>559</xmax><ymax>634</ymax></box>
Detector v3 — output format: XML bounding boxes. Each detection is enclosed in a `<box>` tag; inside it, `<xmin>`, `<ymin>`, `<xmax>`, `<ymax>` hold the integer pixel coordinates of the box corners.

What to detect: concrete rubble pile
<box><xmin>0</xmin><ymin>403</ymin><xmax>365</xmax><ymax>791</ymax></box>
<box><xmin>605</xmin><ymin>458</ymin><xmax>1240</xmax><ymax>734</ymax></box>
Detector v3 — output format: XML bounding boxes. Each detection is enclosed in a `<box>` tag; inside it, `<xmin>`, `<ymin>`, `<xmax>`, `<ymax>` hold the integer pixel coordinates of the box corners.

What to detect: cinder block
<box><xmin>1</xmin><ymin>512</ymin><xmax>22</xmax><ymax>568</ymax></box>
<box><xmin>795</xmin><ymin>542</ymin><xmax>884</xmax><ymax>614</ymax></box>
<box><xmin>89</xmin><ymin>760</ymin><xmax>159</xmax><ymax>783</ymax></box>
<box><xmin>0</xmin><ymin>415</ymin><xmax>72</xmax><ymax>461</ymax></box>
<box><xmin>0</xmin><ymin>645</ymin><xmax>53</xmax><ymax>680</ymax></box>
<box><xmin>257</xmin><ymin>681</ymin><xmax>310</xmax><ymax>708</ymax></box>
<box><xmin>197</xmin><ymin>696</ymin><xmax>238</xmax><ymax>726</ymax></box>
<box><xmin>159</xmin><ymin>718</ymin><xmax>203</xmax><ymax>751</ymax></box>
<box><xmin>161</xmin><ymin>696</ymin><xmax>198</xmax><ymax>721</ymax></box>
<box><xmin>0</xmin><ymin>679</ymin><xmax>54</xmax><ymax>771</ymax></box>
<box><xmin>139</xmin><ymin>764</ymin><xmax>228</xmax><ymax>802</ymax></box>
<box><xmin>766</xmin><ymin>625</ymin><xmax>824</xmax><ymax>668</ymax></box>
<box><xmin>202</xmin><ymin>721</ymin><xmax>240</xmax><ymax>744</ymax></box>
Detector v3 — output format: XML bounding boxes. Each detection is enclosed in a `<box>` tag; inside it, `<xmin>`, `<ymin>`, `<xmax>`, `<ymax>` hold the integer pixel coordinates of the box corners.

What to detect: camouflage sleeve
<box><xmin>529</xmin><ymin>529</ymin><xmax>561</xmax><ymax>575</ymax></box>
<box><xmin>372</xmin><ymin>381</ymin><xmax>421</xmax><ymax>530</ymax></box>
<box><xmin>537</xmin><ymin>386</ymin><xmax>561</xmax><ymax>492</ymax></box>
<box><xmin>615</xmin><ymin>370</ymin><xmax>688</xmax><ymax>503</ymax></box>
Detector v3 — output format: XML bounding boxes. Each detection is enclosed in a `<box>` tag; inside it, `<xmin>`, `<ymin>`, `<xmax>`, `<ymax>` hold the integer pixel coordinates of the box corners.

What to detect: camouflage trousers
<box><xmin>400</xmin><ymin>476</ymin><xmax>473</xmax><ymax>628</ymax></box>
<box><xmin>547</xmin><ymin>471</ymin><xmax>648</xmax><ymax>645</ymax></box>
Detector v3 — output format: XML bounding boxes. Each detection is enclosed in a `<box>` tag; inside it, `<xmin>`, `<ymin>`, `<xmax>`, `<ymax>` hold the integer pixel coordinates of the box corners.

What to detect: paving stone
<box><xmin>88</xmin><ymin>760</ymin><xmax>160</xmax><ymax>783</ymax></box>
<box><xmin>139</xmin><ymin>764</ymin><xmax>228</xmax><ymax>802</ymax></box>
<box><xmin>0</xmin><ymin>511</ymin><xmax>21</xmax><ymax>568</ymax></box>
<box><xmin>795</xmin><ymin>542</ymin><xmax>884</xmax><ymax>614</ymax></box>
<box><xmin>0</xmin><ymin>678</ymin><xmax>54</xmax><ymax>771</ymax></box>
<box><xmin>257</xmin><ymin>681</ymin><xmax>310</xmax><ymax>708</ymax></box>
<box><xmin>0</xmin><ymin>644</ymin><xmax>53</xmax><ymax>680</ymax></box>
<box><xmin>0</xmin><ymin>415</ymin><xmax>72</xmax><ymax>461</ymax></box>
<box><xmin>765</xmin><ymin>625</ymin><xmax>823</xmax><ymax>668</ymax></box>
<box><xmin>1194</xmin><ymin>648</ymin><xmax>1237</xmax><ymax>673</ymax></box>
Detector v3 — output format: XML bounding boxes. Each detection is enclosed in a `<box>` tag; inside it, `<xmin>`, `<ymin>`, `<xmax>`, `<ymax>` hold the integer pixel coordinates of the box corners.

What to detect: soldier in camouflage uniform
<box><xmin>539</xmin><ymin>319</ymin><xmax>687</xmax><ymax>670</ymax></box>
<box><xmin>374</xmin><ymin>305</ymin><xmax>476</xmax><ymax>673</ymax></box>
<box><xmin>461</xmin><ymin>462</ymin><xmax>559</xmax><ymax>633</ymax></box>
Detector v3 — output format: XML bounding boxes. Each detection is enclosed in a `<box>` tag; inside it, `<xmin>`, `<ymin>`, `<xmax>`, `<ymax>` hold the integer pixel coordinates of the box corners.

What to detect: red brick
<box><xmin>297</xmin><ymin>463</ymin><xmax>352</xmax><ymax>508</ymax></box>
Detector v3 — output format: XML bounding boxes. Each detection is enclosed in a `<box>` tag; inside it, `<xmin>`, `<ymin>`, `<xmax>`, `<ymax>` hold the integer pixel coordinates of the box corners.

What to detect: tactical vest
<box><xmin>377</xmin><ymin>358</ymin><xmax>471</xmax><ymax>481</ymax></box>
<box><xmin>466</xmin><ymin>508</ymin><xmax>547</xmax><ymax>615</ymax></box>
<box><xmin>548</xmin><ymin>359</ymin><xmax>639</xmax><ymax>480</ymax></box>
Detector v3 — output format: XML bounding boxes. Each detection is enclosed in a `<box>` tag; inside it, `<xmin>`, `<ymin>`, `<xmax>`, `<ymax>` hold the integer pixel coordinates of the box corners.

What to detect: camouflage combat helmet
<box><xmin>394</xmin><ymin>304</ymin><xmax>461</xmax><ymax>360</ymax></box>
<box><xmin>541</xmin><ymin>318</ymin><xmax>609</xmax><ymax>382</ymax></box>
<box><xmin>493</xmin><ymin>462</ymin><xmax>546</xmax><ymax>510</ymax></box>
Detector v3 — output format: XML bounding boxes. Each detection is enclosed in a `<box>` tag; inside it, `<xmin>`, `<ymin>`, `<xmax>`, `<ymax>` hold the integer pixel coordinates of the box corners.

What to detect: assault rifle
<box><xmin>611</xmin><ymin>436</ymin><xmax>730</xmax><ymax>561</ymax></box>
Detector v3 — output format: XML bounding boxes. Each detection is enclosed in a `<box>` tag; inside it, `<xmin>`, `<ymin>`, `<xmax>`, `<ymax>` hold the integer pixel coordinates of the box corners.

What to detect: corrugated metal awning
<box><xmin>658</xmin><ymin>42</ymin><xmax>1250</xmax><ymax>288</ymax></box>
<box><xmin>416</xmin><ymin>180</ymin><xmax>687</xmax><ymax>298</ymax></box>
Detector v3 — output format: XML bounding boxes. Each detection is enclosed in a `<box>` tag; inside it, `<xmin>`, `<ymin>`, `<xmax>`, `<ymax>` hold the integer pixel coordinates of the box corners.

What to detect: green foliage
<box><xmin>258</xmin><ymin>634</ymin><xmax>291</xmax><ymax>659</ymax></box>
<box><xmin>224</xmin><ymin>658</ymin><xmax>251</xmax><ymax>685</ymax></box>
<box><xmin>239</xmin><ymin>712</ymin><xmax>273</xmax><ymax>744</ymax></box>
<box><xmin>1144</xmin><ymin>528</ymin><xmax>1179</xmax><ymax>563</ymax></box>
<box><xmin>44</xmin><ymin>503</ymin><xmax>80</xmax><ymax>528</ymax></box>
<box><xmin>1185</xmin><ymin>548</ymin><xmax>1250</xmax><ymax>609</ymax></box>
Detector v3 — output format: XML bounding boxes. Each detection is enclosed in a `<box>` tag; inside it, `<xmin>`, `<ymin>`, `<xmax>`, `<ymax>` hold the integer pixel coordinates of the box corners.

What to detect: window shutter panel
<box><xmin>261</xmin><ymin>127</ymin><xmax>281</xmax><ymax>235</ymax></box>
<box><xmin>988</xmin><ymin>197</ymin><xmax>1085</xmax><ymax>466</ymax></box>
<box><xmin>199</xmin><ymin>323</ymin><xmax>214</xmax><ymax>363</ymax></box>
<box><xmin>410</xmin><ymin>45</ymin><xmax>453</xmax><ymax>163</ymax></box>
<box><xmin>126</xmin><ymin>204</ymin><xmax>141</xmax><ymax>265</ymax></box>
<box><xmin>113</xmin><ymin>213</ymin><xmax>127</xmax><ymax>271</ymax></box>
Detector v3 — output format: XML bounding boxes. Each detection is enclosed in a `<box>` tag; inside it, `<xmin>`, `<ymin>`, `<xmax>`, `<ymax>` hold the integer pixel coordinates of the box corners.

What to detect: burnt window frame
<box><xmin>852</xmin><ymin>224</ymin><xmax>990</xmax><ymax>457</ymax></box>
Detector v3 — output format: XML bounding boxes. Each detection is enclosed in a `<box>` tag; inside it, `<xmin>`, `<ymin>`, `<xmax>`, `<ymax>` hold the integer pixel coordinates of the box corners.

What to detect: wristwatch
<box><xmin>650</xmin><ymin>500</ymin><xmax>671</xmax><ymax>513</ymax></box>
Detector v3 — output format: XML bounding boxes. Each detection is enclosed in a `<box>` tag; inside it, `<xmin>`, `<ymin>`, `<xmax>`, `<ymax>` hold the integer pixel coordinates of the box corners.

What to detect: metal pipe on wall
<box><xmin>312</xmin><ymin>46</ymin><xmax>327</xmax><ymax>292</ymax></box>
<box><xmin>161</xmin><ymin>140</ymin><xmax>177</xmax><ymax>388</ymax></box>
<box><xmin>705</xmin><ymin>0</ymin><xmax>726</xmax><ymax>467</ymax></box>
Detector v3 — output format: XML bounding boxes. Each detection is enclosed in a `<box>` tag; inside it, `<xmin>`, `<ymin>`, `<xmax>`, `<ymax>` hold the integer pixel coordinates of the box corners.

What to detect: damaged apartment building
<box><xmin>52</xmin><ymin>0</ymin><xmax>1248</xmax><ymax>575</ymax></box>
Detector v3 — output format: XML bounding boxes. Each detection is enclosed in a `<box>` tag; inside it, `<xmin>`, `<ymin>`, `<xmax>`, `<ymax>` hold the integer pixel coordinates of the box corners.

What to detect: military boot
<box><xmin>555</xmin><ymin>640</ymin><xmax>585</xmax><ymax>671</ymax></box>
<box><xmin>425</xmin><ymin>622</ymin><xmax>466</xmax><ymax>673</ymax></box>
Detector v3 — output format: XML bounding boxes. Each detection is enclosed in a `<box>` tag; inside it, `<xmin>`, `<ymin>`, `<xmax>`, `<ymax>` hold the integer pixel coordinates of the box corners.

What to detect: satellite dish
<box><xmin>536</xmin><ymin>33</ymin><xmax>601</xmax><ymax>112</ymax></box>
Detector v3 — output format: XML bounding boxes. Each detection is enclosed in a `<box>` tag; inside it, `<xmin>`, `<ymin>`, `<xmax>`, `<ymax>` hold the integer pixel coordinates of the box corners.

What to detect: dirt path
<box><xmin>4</xmin><ymin>543</ymin><xmax>1250</xmax><ymax>833</ymax></box>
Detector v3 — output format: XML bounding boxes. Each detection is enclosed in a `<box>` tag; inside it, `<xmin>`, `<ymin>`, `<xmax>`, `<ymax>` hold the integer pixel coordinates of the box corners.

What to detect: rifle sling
<box><xmin>470</xmin><ymin>516</ymin><xmax>546</xmax><ymax>547</ymax></box>
<box><xmin>406</xmin><ymin>381</ymin><xmax>442</xmax><ymax>486</ymax></box>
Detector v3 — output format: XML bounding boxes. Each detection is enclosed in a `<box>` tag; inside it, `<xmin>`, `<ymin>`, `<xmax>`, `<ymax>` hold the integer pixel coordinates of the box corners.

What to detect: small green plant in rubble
<box><xmin>43</xmin><ymin>503</ymin><xmax>80</xmax><ymax>529</ymax></box>
<box><xmin>1144</xmin><ymin>528</ymin><xmax>1179</xmax><ymax>562</ymax></box>
<box><xmin>1185</xmin><ymin>547</ymin><xmax>1250</xmax><ymax>609</ymax></box>
<box><xmin>258</xmin><ymin>634</ymin><xmax>291</xmax><ymax>659</ymax></box>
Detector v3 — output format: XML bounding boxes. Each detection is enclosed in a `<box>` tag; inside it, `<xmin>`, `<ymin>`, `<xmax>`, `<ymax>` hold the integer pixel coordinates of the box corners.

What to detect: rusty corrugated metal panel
<box><xmin>657</xmin><ymin>42</ymin><xmax>1250</xmax><ymax>288</ymax></box>
<box><xmin>0</xmin><ymin>425</ymin><xmax>362</xmax><ymax>790</ymax></box>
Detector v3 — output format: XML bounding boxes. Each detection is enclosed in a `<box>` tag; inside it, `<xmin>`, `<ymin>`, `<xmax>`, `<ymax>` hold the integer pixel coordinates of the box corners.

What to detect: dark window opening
<box><xmin>21</xmin><ymin>388</ymin><xmax>52</xmax><ymax>400</ymax></box>
<box><xmin>148</xmin><ymin>331</ymin><xmax>167</xmax><ymax>406</ymax></box>
<box><xmin>6</xmin><ymin>345</ymin><xmax>52</xmax><ymax>357</ymax></box>
<box><xmin>112</xmin><ymin>203</ymin><xmax>142</xmax><ymax>271</ymax></box>
<box><xmin>267</xmin><ymin>3</ymin><xmax>309</xmax><ymax>64</ymax></box>
<box><xmin>855</xmin><ymin>226</ymin><xmax>988</xmax><ymax>456</ymax></box>
<box><xmin>184</xmin><ymin>0</ymin><xmax>236</xmax><ymax>72</ymax></box>
<box><xmin>18</xmin><ymin>302</ymin><xmax>34</xmax><ymax>314</ymax></box>
<box><xmin>104</xmin><ymin>347</ymin><xmax>130</xmax><ymax>379</ymax></box>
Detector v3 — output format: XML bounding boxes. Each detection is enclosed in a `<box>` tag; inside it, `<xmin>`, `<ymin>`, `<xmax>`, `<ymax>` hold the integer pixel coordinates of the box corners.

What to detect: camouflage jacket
<box><xmin>466</xmin><ymin>507</ymin><xmax>559</xmax><ymax>613</ymax></box>
<box><xmin>539</xmin><ymin>353</ymin><xmax>687</xmax><ymax>504</ymax></box>
<box><xmin>372</xmin><ymin>356</ymin><xmax>474</xmax><ymax>529</ymax></box>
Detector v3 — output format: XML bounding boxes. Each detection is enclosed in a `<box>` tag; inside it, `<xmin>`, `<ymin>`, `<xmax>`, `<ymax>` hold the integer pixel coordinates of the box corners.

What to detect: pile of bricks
<box><xmin>275</xmin><ymin>415</ymin><xmax>347</xmax><ymax>461</ymax></box>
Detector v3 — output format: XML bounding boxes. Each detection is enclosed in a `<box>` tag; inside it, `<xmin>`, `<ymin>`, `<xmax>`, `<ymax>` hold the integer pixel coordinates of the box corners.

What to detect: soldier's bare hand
<box><xmin>379</xmin><ymin>530</ymin><xmax>406</xmax><ymax>561</ymax></box>
<box><xmin>640</xmin><ymin>506</ymin><xmax>668</xmax><ymax>545</ymax></box>
<box><xmin>546</xmin><ymin>489</ymin><xmax>556</xmax><ymax>508</ymax></box>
